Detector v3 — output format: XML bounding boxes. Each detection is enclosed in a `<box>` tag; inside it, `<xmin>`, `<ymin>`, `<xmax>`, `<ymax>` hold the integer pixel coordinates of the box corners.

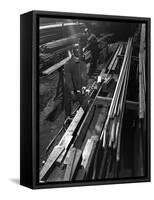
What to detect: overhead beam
<box><xmin>40</xmin><ymin>33</ymin><xmax>84</xmax><ymax>49</ymax></box>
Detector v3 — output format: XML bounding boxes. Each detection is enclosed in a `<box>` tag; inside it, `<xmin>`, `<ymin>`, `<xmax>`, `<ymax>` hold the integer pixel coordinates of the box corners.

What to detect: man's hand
<box><xmin>71</xmin><ymin>90</ymin><xmax>77</xmax><ymax>102</ymax></box>
<box><xmin>71</xmin><ymin>90</ymin><xmax>75</xmax><ymax>95</ymax></box>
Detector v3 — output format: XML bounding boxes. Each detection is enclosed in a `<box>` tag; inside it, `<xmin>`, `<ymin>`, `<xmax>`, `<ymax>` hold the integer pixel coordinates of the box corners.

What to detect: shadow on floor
<box><xmin>9</xmin><ymin>178</ymin><xmax>20</xmax><ymax>185</ymax></box>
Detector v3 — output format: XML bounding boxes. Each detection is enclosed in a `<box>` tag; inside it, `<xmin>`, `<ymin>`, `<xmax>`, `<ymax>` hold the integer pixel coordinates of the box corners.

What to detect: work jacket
<box><xmin>64</xmin><ymin>57</ymin><xmax>88</xmax><ymax>93</ymax></box>
<box><xmin>87</xmin><ymin>33</ymin><xmax>99</xmax><ymax>56</ymax></box>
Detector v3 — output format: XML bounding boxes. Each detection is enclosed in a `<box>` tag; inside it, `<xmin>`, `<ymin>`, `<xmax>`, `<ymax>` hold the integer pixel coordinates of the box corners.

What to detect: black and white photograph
<box><xmin>38</xmin><ymin>15</ymin><xmax>150</xmax><ymax>184</ymax></box>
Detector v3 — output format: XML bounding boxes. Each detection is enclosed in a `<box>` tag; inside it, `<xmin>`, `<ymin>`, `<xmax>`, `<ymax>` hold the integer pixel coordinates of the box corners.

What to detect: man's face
<box><xmin>85</xmin><ymin>32</ymin><xmax>89</xmax><ymax>38</ymax></box>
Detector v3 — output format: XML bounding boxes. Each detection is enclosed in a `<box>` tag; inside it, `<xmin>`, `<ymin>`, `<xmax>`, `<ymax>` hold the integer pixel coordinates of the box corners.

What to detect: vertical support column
<box><xmin>139</xmin><ymin>24</ymin><xmax>146</xmax><ymax>119</ymax></box>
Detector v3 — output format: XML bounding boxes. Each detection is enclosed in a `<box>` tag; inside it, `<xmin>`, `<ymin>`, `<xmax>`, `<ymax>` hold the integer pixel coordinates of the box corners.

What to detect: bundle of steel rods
<box><xmin>99</xmin><ymin>37</ymin><xmax>133</xmax><ymax>160</ymax></box>
<box><xmin>107</xmin><ymin>43</ymin><xmax>123</xmax><ymax>72</ymax></box>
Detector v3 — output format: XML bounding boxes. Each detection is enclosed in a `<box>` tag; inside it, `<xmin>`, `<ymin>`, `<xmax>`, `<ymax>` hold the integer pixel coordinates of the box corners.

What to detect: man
<box><xmin>64</xmin><ymin>46</ymin><xmax>88</xmax><ymax>119</ymax></box>
<box><xmin>84</xmin><ymin>29</ymin><xmax>100</xmax><ymax>76</ymax></box>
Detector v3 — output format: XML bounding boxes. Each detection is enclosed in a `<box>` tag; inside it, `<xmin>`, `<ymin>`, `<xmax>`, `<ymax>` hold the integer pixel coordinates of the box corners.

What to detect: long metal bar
<box><xmin>95</xmin><ymin>96</ymin><xmax>139</xmax><ymax>111</ymax></box>
<box><xmin>108</xmin><ymin>39</ymin><xmax>131</xmax><ymax>118</ymax></box>
<box><xmin>112</xmin><ymin>39</ymin><xmax>132</xmax><ymax>117</ymax></box>
<box><xmin>100</xmin><ymin>38</ymin><xmax>132</xmax><ymax>146</ymax></box>
<box><xmin>112</xmin><ymin>39</ymin><xmax>133</xmax><ymax>152</ymax></box>
<box><xmin>40</xmin><ymin>33</ymin><xmax>84</xmax><ymax>49</ymax></box>
<box><xmin>95</xmin><ymin>38</ymin><xmax>133</xmax><ymax>179</ymax></box>
<box><xmin>111</xmin><ymin>39</ymin><xmax>132</xmax><ymax>118</ymax></box>
<box><xmin>40</xmin><ymin>22</ymin><xmax>84</xmax><ymax>30</ymax></box>
<box><xmin>107</xmin><ymin>43</ymin><xmax>123</xmax><ymax>71</ymax></box>
<box><xmin>115</xmin><ymin>45</ymin><xmax>133</xmax><ymax>161</ymax></box>
<box><xmin>91</xmin><ymin>39</ymin><xmax>133</xmax><ymax>179</ymax></box>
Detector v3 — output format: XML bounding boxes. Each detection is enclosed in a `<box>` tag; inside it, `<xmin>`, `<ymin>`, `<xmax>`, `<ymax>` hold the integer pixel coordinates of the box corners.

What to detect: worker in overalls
<box><xmin>84</xmin><ymin>28</ymin><xmax>100</xmax><ymax>76</ymax></box>
<box><xmin>64</xmin><ymin>44</ymin><xmax>88</xmax><ymax>119</ymax></box>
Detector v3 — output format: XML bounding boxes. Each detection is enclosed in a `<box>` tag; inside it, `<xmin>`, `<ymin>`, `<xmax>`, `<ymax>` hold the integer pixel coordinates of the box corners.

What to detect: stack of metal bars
<box><xmin>98</xmin><ymin>37</ymin><xmax>133</xmax><ymax>165</ymax></box>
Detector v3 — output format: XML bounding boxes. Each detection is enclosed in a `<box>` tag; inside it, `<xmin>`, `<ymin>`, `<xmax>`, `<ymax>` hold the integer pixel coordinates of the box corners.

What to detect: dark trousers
<box><xmin>89</xmin><ymin>52</ymin><xmax>99</xmax><ymax>75</ymax></box>
<box><xmin>64</xmin><ymin>86</ymin><xmax>83</xmax><ymax>118</ymax></box>
<box><xmin>64</xmin><ymin>86</ymin><xmax>72</xmax><ymax>118</ymax></box>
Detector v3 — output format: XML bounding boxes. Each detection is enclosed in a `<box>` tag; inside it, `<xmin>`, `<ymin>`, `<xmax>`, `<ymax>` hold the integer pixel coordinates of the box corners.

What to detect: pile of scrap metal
<box><xmin>39</xmin><ymin>40</ymin><xmax>137</xmax><ymax>182</ymax></box>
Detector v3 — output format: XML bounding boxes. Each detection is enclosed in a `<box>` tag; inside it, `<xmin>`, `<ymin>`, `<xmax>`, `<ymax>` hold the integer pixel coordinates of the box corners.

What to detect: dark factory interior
<box><xmin>39</xmin><ymin>17</ymin><xmax>147</xmax><ymax>183</ymax></box>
